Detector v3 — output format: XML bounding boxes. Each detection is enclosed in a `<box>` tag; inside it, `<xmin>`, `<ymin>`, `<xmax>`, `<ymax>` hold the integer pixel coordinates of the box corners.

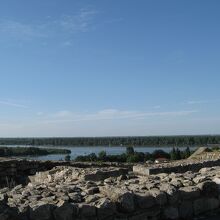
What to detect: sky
<box><xmin>0</xmin><ymin>0</ymin><xmax>220</xmax><ymax>137</ymax></box>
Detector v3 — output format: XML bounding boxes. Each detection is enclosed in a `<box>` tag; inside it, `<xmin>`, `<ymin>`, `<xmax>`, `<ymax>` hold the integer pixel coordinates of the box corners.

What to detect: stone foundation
<box><xmin>133</xmin><ymin>158</ymin><xmax>220</xmax><ymax>175</ymax></box>
<box><xmin>0</xmin><ymin>157</ymin><xmax>132</xmax><ymax>187</ymax></box>
<box><xmin>1</xmin><ymin>164</ymin><xmax>220</xmax><ymax>219</ymax></box>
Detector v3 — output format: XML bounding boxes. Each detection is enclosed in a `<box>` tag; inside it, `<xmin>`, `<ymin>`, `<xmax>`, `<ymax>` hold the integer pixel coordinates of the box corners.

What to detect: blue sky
<box><xmin>0</xmin><ymin>0</ymin><xmax>220</xmax><ymax>137</ymax></box>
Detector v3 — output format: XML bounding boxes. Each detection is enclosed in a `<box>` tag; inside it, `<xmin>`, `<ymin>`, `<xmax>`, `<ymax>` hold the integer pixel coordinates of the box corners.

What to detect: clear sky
<box><xmin>0</xmin><ymin>0</ymin><xmax>220</xmax><ymax>137</ymax></box>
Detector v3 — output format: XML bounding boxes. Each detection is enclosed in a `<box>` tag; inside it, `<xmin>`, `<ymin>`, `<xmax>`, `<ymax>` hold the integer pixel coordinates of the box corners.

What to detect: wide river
<box><xmin>5</xmin><ymin>145</ymin><xmax>198</xmax><ymax>161</ymax></box>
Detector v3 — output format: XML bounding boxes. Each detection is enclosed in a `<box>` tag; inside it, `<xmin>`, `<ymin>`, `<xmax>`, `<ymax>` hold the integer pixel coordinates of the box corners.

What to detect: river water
<box><xmin>4</xmin><ymin>145</ymin><xmax>198</xmax><ymax>161</ymax></box>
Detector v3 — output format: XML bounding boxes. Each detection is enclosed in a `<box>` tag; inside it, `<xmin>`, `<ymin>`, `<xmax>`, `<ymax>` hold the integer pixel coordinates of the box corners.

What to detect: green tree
<box><xmin>126</xmin><ymin>154</ymin><xmax>139</xmax><ymax>163</ymax></box>
<box><xmin>98</xmin><ymin>151</ymin><xmax>107</xmax><ymax>161</ymax></box>
<box><xmin>184</xmin><ymin>147</ymin><xmax>191</xmax><ymax>158</ymax></box>
<box><xmin>88</xmin><ymin>153</ymin><xmax>97</xmax><ymax>162</ymax></box>
<box><xmin>170</xmin><ymin>147</ymin><xmax>177</xmax><ymax>160</ymax></box>
<box><xmin>65</xmin><ymin>154</ymin><xmax>71</xmax><ymax>161</ymax></box>
<box><xmin>126</xmin><ymin>146</ymin><xmax>134</xmax><ymax>155</ymax></box>
<box><xmin>176</xmin><ymin>148</ymin><xmax>181</xmax><ymax>160</ymax></box>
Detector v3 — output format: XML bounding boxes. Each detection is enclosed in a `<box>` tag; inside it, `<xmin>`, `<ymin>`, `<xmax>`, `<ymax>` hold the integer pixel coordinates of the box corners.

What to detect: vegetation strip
<box><xmin>0</xmin><ymin>147</ymin><xmax>71</xmax><ymax>157</ymax></box>
<box><xmin>0</xmin><ymin>135</ymin><xmax>219</xmax><ymax>146</ymax></box>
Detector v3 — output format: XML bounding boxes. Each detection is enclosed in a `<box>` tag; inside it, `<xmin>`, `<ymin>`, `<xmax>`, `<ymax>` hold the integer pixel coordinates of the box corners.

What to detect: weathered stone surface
<box><xmin>0</xmin><ymin>207</ymin><xmax>20</xmax><ymax>220</ymax></box>
<box><xmin>79</xmin><ymin>204</ymin><xmax>96</xmax><ymax>217</ymax></box>
<box><xmin>193</xmin><ymin>197</ymin><xmax>219</xmax><ymax>215</ymax></box>
<box><xmin>149</xmin><ymin>189</ymin><xmax>167</xmax><ymax>206</ymax></box>
<box><xmin>29</xmin><ymin>204</ymin><xmax>55</xmax><ymax>220</ymax></box>
<box><xmin>170</xmin><ymin>178</ymin><xmax>183</xmax><ymax>188</ymax></box>
<box><xmin>86</xmin><ymin>186</ymin><xmax>99</xmax><ymax>195</ymax></box>
<box><xmin>0</xmin><ymin>157</ymin><xmax>132</xmax><ymax>188</ymax></box>
<box><xmin>99</xmin><ymin>187</ymin><xmax>126</xmax><ymax>201</ymax></box>
<box><xmin>206</xmin><ymin>198</ymin><xmax>220</xmax><ymax>211</ymax></box>
<box><xmin>96</xmin><ymin>198</ymin><xmax>116</xmax><ymax>220</ymax></box>
<box><xmin>133</xmin><ymin>157</ymin><xmax>220</xmax><ymax>176</ymax></box>
<box><xmin>84</xmin><ymin>168</ymin><xmax>128</xmax><ymax>181</ymax></box>
<box><xmin>129</xmin><ymin>212</ymin><xmax>149</xmax><ymax>220</ymax></box>
<box><xmin>178</xmin><ymin>201</ymin><xmax>193</xmax><ymax>219</ymax></box>
<box><xmin>160</xmin><ymin>184</ymin><xmax>179</xmax><ymax>205</ymax></box>
<box><xmin>118</xmin><ymin>192</ymin><xmax>135</xmax><ymax>213</ymax></box>
<box><xmin>193</xmin><ymin>175</ymin><xmax>209</xmax><ymax>184</ymax></box>
<box><xmin>197</xmin><ymin>181</ymin><xmax>219</xmax><ymax>197</ymax></box>
<box><xmin>163</xmin><ymin>207</ymin><xmax>179</xmax><ymax>220</ymax></box>
<box><xmin>179</xmin><ymin>186</ymin><xmax>200</xmax><ymax>200</ymax></box>
<box><xmin>134</xmin><ymin>192</ymin><xmax>155</xmax><ymax>209</ymax></box>
<box><xmin>2</xmin><ymin>160</ymin><xmax>220</xmax><ymax>219</ymax></box>
<box><xmin>133</xmin><ymin>165</ymin><xmax>150</xmax><ymax>176</ymax></box>
<box><xmin>54</xmin><ymin>203</ymin><xmax>77</xmax><ymax>220</ymax></box>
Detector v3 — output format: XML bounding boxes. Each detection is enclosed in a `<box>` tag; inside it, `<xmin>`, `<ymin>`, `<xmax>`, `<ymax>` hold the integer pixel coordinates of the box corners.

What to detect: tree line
<box><xmin>74</xmin><ymin>146</ymin><xmax>193</xmax><ymax>163</ymax></box>
<box><xmin>0</xmin><ymin>135</ymin><xmax>219</xmax><ymax>146</ymax></box>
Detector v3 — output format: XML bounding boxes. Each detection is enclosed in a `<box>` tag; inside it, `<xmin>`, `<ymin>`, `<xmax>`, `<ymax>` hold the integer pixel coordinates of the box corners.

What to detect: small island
<box><xmin>0</xmin><ymin>146</ymin><xmax>71</xmax><ymax>157</ymax></box>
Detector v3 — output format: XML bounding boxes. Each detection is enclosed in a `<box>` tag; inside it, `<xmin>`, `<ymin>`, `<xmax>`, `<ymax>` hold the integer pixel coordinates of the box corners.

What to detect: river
<box><xmin>3</xmin><ymin>145</ymin><xmax>198</xmax><ymax>161</ymax></box>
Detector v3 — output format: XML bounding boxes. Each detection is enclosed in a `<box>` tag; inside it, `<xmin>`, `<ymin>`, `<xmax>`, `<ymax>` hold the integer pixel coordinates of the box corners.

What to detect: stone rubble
<box><xmin>1</xmin><ymin>165</ymin><xmax>220</xmax><ymax>219</ymax></box>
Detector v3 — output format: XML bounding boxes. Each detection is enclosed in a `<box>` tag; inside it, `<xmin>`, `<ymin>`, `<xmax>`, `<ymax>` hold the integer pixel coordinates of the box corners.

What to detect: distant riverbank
<box><xmin>0</xmin><ymin>135</ymin><xmax>219</xmax><ymax>147</ymax></box>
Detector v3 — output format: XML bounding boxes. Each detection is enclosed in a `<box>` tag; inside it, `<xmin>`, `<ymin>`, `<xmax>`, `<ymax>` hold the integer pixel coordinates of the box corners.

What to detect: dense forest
<box><xmin>0</xmin><ymin>135</ymin><xmax>219</xmax><ymax>146</ymax></box>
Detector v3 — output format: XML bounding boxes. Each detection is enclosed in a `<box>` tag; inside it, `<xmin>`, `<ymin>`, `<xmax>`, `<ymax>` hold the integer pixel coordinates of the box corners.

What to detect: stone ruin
<box><xmin>0</xmin><ymin>157</ymin><xmax>131</xmax><ymax>187</ymax></box>
<box><xmin>1</xmin><ymin>157</ymin><xmax>220</xmax><ymax>220</ymax></box>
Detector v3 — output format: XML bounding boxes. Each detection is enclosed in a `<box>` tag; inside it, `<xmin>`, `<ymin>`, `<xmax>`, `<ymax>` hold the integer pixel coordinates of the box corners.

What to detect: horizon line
<box><xmin>0</xmin><ymin>134</ymin><xmax>219</xmax><ymax>139</ymax></box>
